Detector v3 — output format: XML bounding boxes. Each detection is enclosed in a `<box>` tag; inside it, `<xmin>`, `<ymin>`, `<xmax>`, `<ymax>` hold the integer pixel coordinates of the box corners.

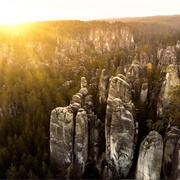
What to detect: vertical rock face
<box><xmin>89</xmin><ymin>77</ymin><xmax>98</xmax><ymax>96</ymax></box>
<box><xmin>50</xmin><ymin>107</ymin><xmax>74</xmax><ymax>167</ymax></box>
<box><xmin>74</xmin><ymin>108</ymin><xmax>88</xmax><ymax>176</ymax></box>
<box><xmin>176</xmin><ymin>40</ymin><xmax>180</xmax><ymax>50</ymax></box>
<box><xmin>140</xmin><ymin>52</ymin><xmax>150</xmax><ymax>65</ymax></box>
<box><xmin>99</xmin><ymin>69</ymin><xmax>109</xmax><ymax>103</ymax></box>
<box><xmin>135</xmin><ymin>131</ymin><xmax>163</xmax><ymax>180</ymax></box>
<box><xmin>157</xmin><ymin>44</ymin><xmax>164</xmax><ymax>60</ymax></box>
<box><xmin>127</xmin><ymin>60</ymin><xmax>140</xmax><ymax>78</ymax></box>
<box><xmin>107</xmin><ymin>74</ymin><xmax>132</xmax><ymax>103</ymax></box>
<box><xmin>158</xmin><ymin>46</ymin><xmax>177</xmax><ymax>65</ymax></box>
<box><xmin>171</xmin><ymin>138</ymin><xmax>180</xmax><ymax>179</ymax></box>
<box><xmin>140</xmin><ymin>83</ymin><xmax>148</xmax><ymax>103</ymax></box>
<box><xmin>163</xmin><ymin>126</ymin><xmax>180</xmax><ymax>179</ymax></box>
<box><xmin>105</xmin><ymin>74</ymin><xmax>135</xmax><ymax>178</ymax></box>
<box><xmin>89</xmin><ymin>27</ymin><xmax>134</xmax><ymax>52</ymax></box>
<box><xmin>50</xmin><ymin>76</ymin><xmax>99</xmax><ymax>177</ymax></box>
<box><xmin>79</xmin><ymin>77</ymin><xmax>88</xmax><ymax>96</ymax></box>
<box><xmin>157</xmin><ymin>64</ymin><xmax>180</xmax><ymax>116</ymax></box>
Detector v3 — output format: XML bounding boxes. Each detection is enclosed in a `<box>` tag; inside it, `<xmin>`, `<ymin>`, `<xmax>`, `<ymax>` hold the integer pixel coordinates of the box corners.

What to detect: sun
<box><xmin>0</xmin><ymin>16</ymin><xmax>22</xmax><ymax>27</ymax></box>
<box><xmin>0</xmin><ymin>3</ymin><xmax>21</xmax><ymax>26</ymax></box>
<box><xmin>0</xmin><ymin>1</ymin><xmax>34</xmax><ymax>26</ymax></box>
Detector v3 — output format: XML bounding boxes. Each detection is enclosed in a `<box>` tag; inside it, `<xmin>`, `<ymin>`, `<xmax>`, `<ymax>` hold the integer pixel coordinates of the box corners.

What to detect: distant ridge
<box><xmin>101</xmin><ymin>15</ymin><xmax>180</xmax><ymax>28</ymax></box>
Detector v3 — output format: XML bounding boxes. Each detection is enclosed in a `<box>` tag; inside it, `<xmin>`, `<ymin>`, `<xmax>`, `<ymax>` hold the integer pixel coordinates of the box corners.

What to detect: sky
<box><xmin>0</xmin><ymin>0</ymin><xmax>179</xmax><ymax>25</ymax></box>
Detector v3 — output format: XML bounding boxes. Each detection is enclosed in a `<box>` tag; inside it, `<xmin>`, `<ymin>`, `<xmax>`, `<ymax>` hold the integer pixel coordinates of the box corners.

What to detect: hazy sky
<box><xmin>0</xmin><ymin>0</ymin><xmax>179</xmax><ymax>24</ymax></box>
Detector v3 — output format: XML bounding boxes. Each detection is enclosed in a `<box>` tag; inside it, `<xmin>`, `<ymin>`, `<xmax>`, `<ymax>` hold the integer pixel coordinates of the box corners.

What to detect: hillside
<box><xmin>102</xmin><ymin>14</ymin><xmax>180</xmax><ymax>28</ymax></box>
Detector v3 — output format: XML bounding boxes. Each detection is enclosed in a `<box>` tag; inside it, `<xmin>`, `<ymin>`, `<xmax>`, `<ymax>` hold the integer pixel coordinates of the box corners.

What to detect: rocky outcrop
<box><xmin>74</xmin><ymin>108</ymin><xmax>88</xmax><ymax>175</ymax></box>
<box><xmin>89</xmin><ymin>27</ymin><xmax>134</xmax><ymax>52</ymax></box>
<box><xmin>135</xmin><ymin>131</ymin><xmax>163</xmax><ymax>180</ymax></box>
<box><xmin>171</xmin><ymin>138</ymin><xmax>180</xmax><ymax>179</ymax></box>
<box><xmin>158</xmin><ymin>46</ymin><xmax>177</xmax><ymax>65</ymax></box>
<box><xmin>176</xmin><ymin>40</ymin><xmax>180</xmax><ymax>50</ymax></box>
<box><xmin>157</xmin><ymin>44</ymin><xmax>164</xmax><ymax>60</ymax></box>
<box><xmin>127</xmin><ymin>59</ymin><xmax>140</xmax><ymax>78</ymax></box>
<box><xmin>157</xmin><ymin>64</ymin><xmax>180</xmax><ymax>116</ymax></box>
<box><xmin>79</xmin><ymin>77</ymin><xmax>88</xmax><ymax>96</ymax></box>
<box><xmin>50</xmin><ymin>107</ymin><xmax>74</xmax><ymax>168</ymax></box>
<box><xmin>126</xmin><ymin>55</ymin><xmax>150</xmax><ymax>99</ymax></box>
<box><xmin>99</xmin><ymin>69</ymin><xmax>109</xmax><ymax>103</ymax></box>
<box><xmin>107</xmin><ymin>74</ymin><xmax>132</xmax><ymax>103</ymax></box>
<box><xmin>140</xmin><ymin>83</ymin><xmax>148</xmax><ymax>103</ymax></box>
<box><xmin>89</xmin><ymin>77</ymin><xmax>98</xmax><ymax>96</ymax></box>
<box><xmin>140</xmin><ymin>52</ymin><xmax>151</xmax><ymax>65</ymax></box>
<box><xmin>50</xmin><ymin>77</ymin><xmax>99</xmax><ymax>177</ymax></box>
<box><xmin>163</xmin><ymin>126</ymin><xmax>180</xmax><ymax>179</ymax></box>
<box><xmin>105</xmin><ymin>74</ymin><xmax>135</xmax><ymax>178</ymax></box>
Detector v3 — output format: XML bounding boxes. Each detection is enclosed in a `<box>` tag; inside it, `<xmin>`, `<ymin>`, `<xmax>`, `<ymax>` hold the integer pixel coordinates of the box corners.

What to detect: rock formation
<box><xmin>157</xmin><ymin>64</ymin><xmax>180</xmax><ymax>116</ymax></box>
<box><xmin>140</xmin><ymin>52</ymin><xmax>150</xmax><ymax>65</ymax></box>
<box><xmin>89</xmin><ymin>27</ymin><xmax>134</xmax><ymax>52</ymax></box>
<box><xmin>74</xmin><ymin>108</ymin><xmax>88</xmax><ymax>175</ymax></box>
<box><xmin>140</xmin><ymin>83</ymin><xmax>148</xmax><ymax>103</ymax></box>
<box><xmin>105</xmin><ymin>74</ymin><xmax>135</xmax><ymax>178</ymax></box>
<box><xmin>158</xmin><ymin>46</ymin><xmax>177</xmax><ymax>65</ymax></box>
<box><xmin>50</xmin><ymin>37</ymin><xmax>180</xmax><ymax>179</ymax></box>
<box><xmin>99</xmin><ymin>69</ymin><xmax>109</xmax><ymax>103</ymax></box>
<box><xmin>171</xmin><ymin>138</ymin><xmax>180</xmax><ymax>179</ymax></box>
<box><xmin>126</xmin><ymin>55</ymin><xmax>150</xmax><ymax>99</ymax></box>
<box><xmin>127</xmin><ymin>59</ymin><xmax>140</xmax><ymax>78</ymax></box>
<box><xmin>157</xmin><ymin>44</ymin><xmax>164</xmax><ymax>60</ymax></box>
<box><xmin>89</xmin><ymin>77</ymin><xmax>98</xmax><ymax>96</ymax></box>
<box><xmin>163</xmin><ymin>126</ymin><xmax>180</xmax><ymax>179</ymax></box>
<box><xmin>135</xmin><ymin>131</ymin><xmax>163</xmax><ymax>180</ymax></box>
<box><xmin>50</xmin><ymin>77</ymin><xmax>99</xmax><ymax>177</ymax></box>
<box><xmin>50</xmin><ymin>107</ymin><xmax>74</xmax><ymax>168</ymax></box>
<box><xmin>176</xmin><ymin>40</ymin><xmax>180</xmax><ymax>50</ymax></box>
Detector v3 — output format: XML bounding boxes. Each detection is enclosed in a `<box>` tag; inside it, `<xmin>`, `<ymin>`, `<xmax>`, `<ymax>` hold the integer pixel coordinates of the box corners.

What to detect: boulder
<box><xmin>135</xmin><ymin>131</ymin><xmax>163</xmax><ymax>180</ymax></box>
<box><xmin>72</xmin><ymin>94</ymin><xmax>82</xmax><ymax>104</ymax></box>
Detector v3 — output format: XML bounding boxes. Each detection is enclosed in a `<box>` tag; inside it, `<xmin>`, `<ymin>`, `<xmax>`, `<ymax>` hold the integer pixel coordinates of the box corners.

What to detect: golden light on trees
<box><xmin>147</xmin><ymin>63</ymin><xmax>152</xmax><ymax>72</ymax></box>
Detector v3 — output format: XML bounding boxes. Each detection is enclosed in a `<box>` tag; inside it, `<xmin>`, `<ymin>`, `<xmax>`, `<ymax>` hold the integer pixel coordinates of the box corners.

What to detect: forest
<box><xmin>0</xmin><ymin>17</ymin><xmax>180</xmax><ymax>178</ymax></box>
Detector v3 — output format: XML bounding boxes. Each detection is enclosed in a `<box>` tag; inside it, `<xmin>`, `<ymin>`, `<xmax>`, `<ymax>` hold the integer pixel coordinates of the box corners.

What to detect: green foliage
<box><xmin>6</xmin><ymin>163</ymin><xmax>19</xmax><ymax>179</ymax></box>
<box><xmin>166</xmin><ymin>85</ymin><xmax>180</xmax><ymax>127</ymax></box>
<box><xmin>27</xmin><ymin>169</ymin><xmax>38</xmax><ymax>179</ymax></box>
<box><xmin>146</xmin><ymin>119</ymin><xmax>166</xmax><ymax>134</ymax></box>
<box><xmin>18</xmin><ymin>165</ymin><xmax>27</xmax><ymax>179</ymax></box>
